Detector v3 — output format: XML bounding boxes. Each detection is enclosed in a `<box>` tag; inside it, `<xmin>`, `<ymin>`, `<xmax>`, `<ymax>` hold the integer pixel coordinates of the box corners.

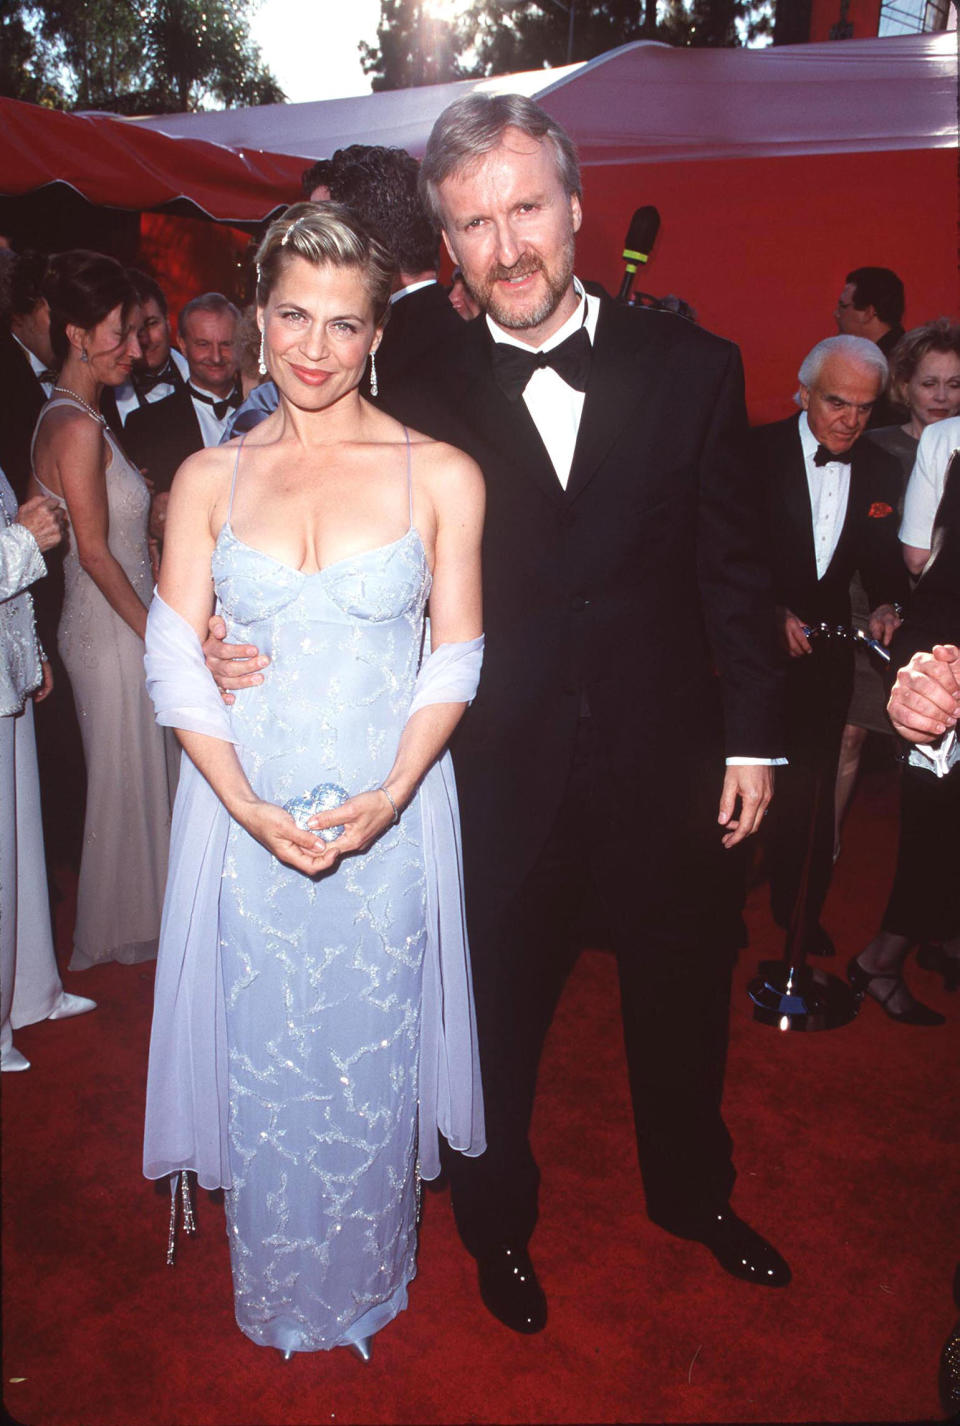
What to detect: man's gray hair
<box><xmin>179</xmin><ymin>291</ymin><xmax>240</xmax><ymax>335</ymax></box>
<box><xmin>794</xmin><ymin>334</ymin><xmax>888</xmax><ymax>405</ymax></box>
<box><xmin>419</xmin><ymin>92</ymin><xmax>581</xmax><ymax>227</ymax></box>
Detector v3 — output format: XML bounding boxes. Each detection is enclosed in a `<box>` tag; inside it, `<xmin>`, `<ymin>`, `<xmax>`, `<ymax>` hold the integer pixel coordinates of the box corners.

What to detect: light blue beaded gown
<box><xmin>213</xmin><ymin>435</ymin><xmax>431</xmax><ymax>1355</ymax></box>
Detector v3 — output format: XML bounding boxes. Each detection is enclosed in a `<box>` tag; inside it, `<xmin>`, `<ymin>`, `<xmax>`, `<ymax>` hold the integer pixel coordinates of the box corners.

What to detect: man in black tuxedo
<box><xmin>318</xmin><ymin>145</ymin><xmax>464</xmax><ymax>390</ymax></box>
<box><xmin>100</xmin><ymin>271</ymin><xmax>188</xmax><ymax>436</ymax></box>
<box><xmin>751</xmin><ymin>335</ymin><xmax>907</xmax><ymax>958</ymax></box>
<box><xmin>387</xmin><ymin>95</ymin><xmax>792</xmax><ymax>1326</ymax></box>
<box><xmin>207</xmin><ymin>94</ymin><xmax>790</xmax><ymax>1330</ymax></box>
<box><xmin>0</xmin><ymin>251</ymin><xmax>56</xmax><ymax>502</ymax></box>
<box><xmin>125</xmin><ymin>292</ymin><xmax>240</xmax><ymax>495</ymax></box>
<box><xmin>0</xmin><ymin>250</ymin><xmax>85</xmax><ymax>869</ymax></box>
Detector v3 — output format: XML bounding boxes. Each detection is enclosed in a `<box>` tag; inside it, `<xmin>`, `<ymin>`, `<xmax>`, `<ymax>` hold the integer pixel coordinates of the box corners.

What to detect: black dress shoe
<box><xmin>476</xmin><ymin>1243</ymin><xmax>547</xmax><ymax>1333</ymax></box>
<box><xmin>694</xmin><ymin>1209</ymin><xmax>791</xmax><ymax>1287</ymax></box>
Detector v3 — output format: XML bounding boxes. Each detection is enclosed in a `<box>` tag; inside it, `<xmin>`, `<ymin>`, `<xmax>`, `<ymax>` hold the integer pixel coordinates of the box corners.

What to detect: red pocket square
<box><xmin>868</xmin><ymin>502</ymin><xmax>893</xmax><ymax>518</ymax></box>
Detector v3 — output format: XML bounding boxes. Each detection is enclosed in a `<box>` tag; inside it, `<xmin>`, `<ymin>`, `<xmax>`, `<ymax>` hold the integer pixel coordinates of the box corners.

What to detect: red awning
<box><xmin>2</xmin><ymin>34</ymin><xmax>954</xmax><ymax>225</ymax></box>
<box><xmin>0</xmin><ymin>97</ymin><xmax>304</xmax><ymax>223</ymax></box>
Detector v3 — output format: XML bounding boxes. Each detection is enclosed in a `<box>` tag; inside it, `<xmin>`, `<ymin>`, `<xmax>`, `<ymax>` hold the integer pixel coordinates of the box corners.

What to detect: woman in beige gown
<box><xmin>30</xmin><ymin>251</ymin><xmax>177</xmax><ymax>970</ymax></box>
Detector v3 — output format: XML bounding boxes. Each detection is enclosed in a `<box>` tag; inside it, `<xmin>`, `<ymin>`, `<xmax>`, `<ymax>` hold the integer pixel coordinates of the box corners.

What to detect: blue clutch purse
<box><xmin>283</xmin><ymin>783</ymin><xmax>349</xmax><ymax>842</ymax></box>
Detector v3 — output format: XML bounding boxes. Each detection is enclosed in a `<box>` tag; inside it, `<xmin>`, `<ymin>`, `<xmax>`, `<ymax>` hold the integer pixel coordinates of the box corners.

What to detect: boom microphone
<box><xmin>617</xmin><ymin>206</ymin><xmax>660</xmax><ymax>303</ymax></box>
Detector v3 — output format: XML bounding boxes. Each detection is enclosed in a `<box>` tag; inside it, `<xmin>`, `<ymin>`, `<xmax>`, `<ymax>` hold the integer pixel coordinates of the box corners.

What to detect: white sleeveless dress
<box><xmin>33</xmin><ymin>397</ymin><xmax>178</xmax><ymax>968</ymax></box>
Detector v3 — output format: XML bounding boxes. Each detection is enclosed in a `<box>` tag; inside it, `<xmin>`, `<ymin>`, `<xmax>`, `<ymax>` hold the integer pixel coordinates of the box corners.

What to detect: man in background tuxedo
<box><xmin>207</xmin><ymin>94</ymin><xmax>791</xmax><ymax>1331</ymax></box>
<box><xmin>125</xmin><ymin>292</ymin><xmax>240</xmax><ymax>495</ymax></box>
<box><xmin>752</xmin><ymin>335</ymin><xmax>907</xmax><ymax>958</ymax></box>
<box><xmin>100</xmin><ymin>271</ymin><xmax>187</xmax><ymax>435</ymax></box>
<box><xmin>0</xmin><ymin>250</ymin><xmax>56</xmax><ymax>502</ymax></box>
<box><xmin>318</xmin><ymin>144</ymin><xmax>465</xmax><ymax>389</ymax></box>
<box><xmin>226</xmin><ymin>145</ymin><xmax>464</xmax><ymax>435</ymax></box>
<box><xmin>0</xmin><ymin>249</ymin><xmax>85</xmax><ymax>871</ymax></box>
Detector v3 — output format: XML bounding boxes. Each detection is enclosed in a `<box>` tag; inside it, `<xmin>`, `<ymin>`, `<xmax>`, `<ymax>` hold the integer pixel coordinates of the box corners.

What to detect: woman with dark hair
<box><xmin>29</xmin><ymin>250</ymin><xmax>177</xmax><ymax>971</ymax></box>
<box><xmin>143</xmin><ymin>204</ymin><xmax>485</xmax><ymax>1360</ymax></box>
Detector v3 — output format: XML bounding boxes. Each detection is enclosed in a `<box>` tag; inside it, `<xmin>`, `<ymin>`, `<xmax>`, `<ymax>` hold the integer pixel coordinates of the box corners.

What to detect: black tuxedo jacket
<box><xmin>752</xmin><ymin>414</ymin><xmax>906</xmax><ymax>630</ymax></box>
<box><xmin>384</xmin><ymin>297</ymin><xmax>783</xmax><ymax>934</ymax></box>
<box><xmin>751</xmin><ymin>414</ymin><xmax>907</xmax><ymax>724</ymax></box>
<box><xmin>101</xmin><ymin>359</ymin><xmax>186</xmax><ymax>438</ymax></box>
<box><xmin>0</xmin><ymin>328</ymin><xmax>48</xmax><ymax>501</ymax></box>
<box><xmin>376</xmin><ymin>282</ymin><xmax>464</xmax><ymax>392</ymax></box>
<box><xmin>124</xmin><ymin>383</ymin><xmax>204</xmax><ymax>493</ymax></box>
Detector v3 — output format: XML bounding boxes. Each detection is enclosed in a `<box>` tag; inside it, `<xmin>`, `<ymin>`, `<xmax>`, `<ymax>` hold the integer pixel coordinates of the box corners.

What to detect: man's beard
<box><xmin>468</xmin><ymin>236</ymin><xmax>576</xmax><ymax>332</ymax></box>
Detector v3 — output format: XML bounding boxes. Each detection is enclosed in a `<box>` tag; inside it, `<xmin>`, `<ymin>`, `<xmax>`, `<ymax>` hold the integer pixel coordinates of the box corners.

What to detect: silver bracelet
<box><xmin>378</xmin><ymin>784</ymin><xmax>400</xmax><ymax>825</ymax></box>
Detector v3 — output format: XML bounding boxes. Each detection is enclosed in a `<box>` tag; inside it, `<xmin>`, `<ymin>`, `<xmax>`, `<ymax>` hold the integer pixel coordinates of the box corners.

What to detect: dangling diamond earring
<box><xmin>369</xmin><ymin>349</ymin><xmax>378</xmax><ymax>398</ymax></box>
<box><xmin>80</xmin><ymin>347</ymin><xmax>89</xmax><ymax>364</ymax></box>
<box><xmin>258</xmin><ymin>331</ymin><xmax>267</xmax><ymax>378</ymax></box>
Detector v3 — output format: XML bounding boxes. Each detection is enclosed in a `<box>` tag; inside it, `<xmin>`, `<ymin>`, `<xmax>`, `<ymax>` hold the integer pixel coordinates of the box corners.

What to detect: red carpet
<box><xmin>3</xmin><ymin>764</ymin><xmax>957</xmax><ymax>1425</ymax></box>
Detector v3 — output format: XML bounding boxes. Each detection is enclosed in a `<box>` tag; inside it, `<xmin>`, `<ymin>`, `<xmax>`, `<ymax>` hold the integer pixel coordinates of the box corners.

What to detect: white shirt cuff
<box><xmin>725</xmin><ymin>757</ymin><xmax>788</xmax><ymax>766</ymax></box>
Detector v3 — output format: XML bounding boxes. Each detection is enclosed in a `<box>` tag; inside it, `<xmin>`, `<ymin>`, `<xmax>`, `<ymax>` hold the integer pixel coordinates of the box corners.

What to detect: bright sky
<box><xmin>250</xmin><ymin>0</ymin><xmax>387</xmax><ymax>104</ymax></box>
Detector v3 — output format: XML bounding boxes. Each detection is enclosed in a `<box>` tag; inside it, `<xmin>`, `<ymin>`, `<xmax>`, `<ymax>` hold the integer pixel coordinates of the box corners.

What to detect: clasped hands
<box><xmin>202</xmin><ymin>616</ymin><xmax>399</xmax><ymax>875</ymax></box>
<box><xmin>888</xmin><ymin>645</ymin><xmax>960</xmax><ymax>745</ymax></box>
<box><xmin>238</xmin><ymin>786</ymin><xmax>400</xmax><ymax>878</ymax></box>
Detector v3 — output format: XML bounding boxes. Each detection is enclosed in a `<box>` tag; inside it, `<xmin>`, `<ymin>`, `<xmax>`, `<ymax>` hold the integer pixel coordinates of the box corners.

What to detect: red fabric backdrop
<box><xmin>578</xmin><ymin>146</ymin><xmax>958</xmax><ymax>424</ymax></box>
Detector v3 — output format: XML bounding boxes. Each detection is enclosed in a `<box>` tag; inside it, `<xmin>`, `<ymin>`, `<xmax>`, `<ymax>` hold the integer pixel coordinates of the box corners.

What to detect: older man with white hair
<box><xmin>752</xmin><ymin>334</ymin><xmax>908</xmax><ymax>959</ymax></box>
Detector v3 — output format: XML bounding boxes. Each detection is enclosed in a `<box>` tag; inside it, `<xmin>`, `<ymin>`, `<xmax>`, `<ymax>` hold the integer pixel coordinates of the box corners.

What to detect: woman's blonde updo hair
<box><xmin>254</xmin><ymin>201</ymin><xmax>396</xmax><ymax>327</ymax></box>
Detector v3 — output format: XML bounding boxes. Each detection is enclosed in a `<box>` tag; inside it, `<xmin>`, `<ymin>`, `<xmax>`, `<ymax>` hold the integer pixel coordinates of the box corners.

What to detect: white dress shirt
<box><xmin>486</xmin><ymin>277</ymin><xmax>598</xmax><ymax>490</ymax></box>
<box><xmin>798</xmin><ymin>410</ymin><xmax>850</xmax><ymax>580</ymax></box>
<box><xmin>390</xmin><ymin>278</ymin><xmax>438</xmax><ymax>304</ymax></box>
<box><xmin>189</xmin><ymin>377</ymin><xmax>236</xmax><ymax>448</ymax></box>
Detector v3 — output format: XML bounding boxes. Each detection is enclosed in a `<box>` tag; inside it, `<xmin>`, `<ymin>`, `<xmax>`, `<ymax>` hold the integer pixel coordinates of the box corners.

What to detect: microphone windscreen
<box><xmin>622</xmin><ymin>206</ymin><xmax>661</xmax><ymax>264</ymax></box>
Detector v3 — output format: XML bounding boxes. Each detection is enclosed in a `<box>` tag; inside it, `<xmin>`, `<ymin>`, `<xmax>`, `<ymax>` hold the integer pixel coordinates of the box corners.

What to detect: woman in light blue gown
<box><xmin>143</xmin><ymin>204</ymin><xmax>485</xmax><ymax>1360</ymax></box>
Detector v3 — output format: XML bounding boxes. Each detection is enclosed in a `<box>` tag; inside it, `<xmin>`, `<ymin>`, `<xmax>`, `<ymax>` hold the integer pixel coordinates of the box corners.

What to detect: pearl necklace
<box><xmin>52</xmin><ymin>385</ymin><xmax>106</xmax><ymax>427</ymax></box>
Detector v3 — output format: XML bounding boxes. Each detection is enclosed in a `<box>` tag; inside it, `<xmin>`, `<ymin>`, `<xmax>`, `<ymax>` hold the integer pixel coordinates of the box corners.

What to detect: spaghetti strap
<box><xmin>30</xmin><ymin>396</ymin><xmax>101</xmax><ymax>500</ymax></box>
<box><xmin>402</xmin><ymin>426</ymin><xmax>414</xmax><ymax>528</ymax></box>
<box><xmin>226</xmin><ymin>434</ymin><xmax>248</xmax><ymax>523</ymax></box>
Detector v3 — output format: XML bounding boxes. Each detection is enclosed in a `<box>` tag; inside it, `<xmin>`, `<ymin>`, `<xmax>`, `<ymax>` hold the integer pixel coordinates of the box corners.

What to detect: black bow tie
<box><xmin>813</xmin><ymin>442</ymin><xmax>853</xmax><ymax>467</ymax></box>
<box><xmin>38</xmin><ymin>367</ymin><xmax>58</xmax><ymax>386</ymax></box>
<box><xmin>135</xmin><ymin>361</ymin><xmax>176</xmax><ymax>395</ymax></box>
<box><xmin>491</xmin><ymin>325</ymin><xmax>592</xmax><ymax>402</ymax></box>
<box><xmin>189</xmin><ymin>384</ymin><xmax>242</xmax><ymax>421</ymax></box>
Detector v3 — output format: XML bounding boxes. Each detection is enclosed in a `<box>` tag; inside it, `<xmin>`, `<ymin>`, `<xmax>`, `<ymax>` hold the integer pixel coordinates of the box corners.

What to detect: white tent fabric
<box><xmin>123</xmin><ymin>35</ymin><xmax>956</xmax><ymax>165</ymax></box>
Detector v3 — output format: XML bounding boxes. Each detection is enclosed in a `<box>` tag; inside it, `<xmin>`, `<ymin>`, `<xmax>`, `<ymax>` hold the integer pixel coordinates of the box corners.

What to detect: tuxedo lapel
<box><xmin>168</xmin><ymin>382</ymin><xmax>204</xmax><ymax>453</ymax></box>
<box><xmin>566</xmin><ymin>300</ymin><xmax>677</xmax><ymax>503</ymax></box>
<box><xmin>778</xmin><ymin>417</ymin><xmax>820</xmax><ymax>589</ymax></box>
